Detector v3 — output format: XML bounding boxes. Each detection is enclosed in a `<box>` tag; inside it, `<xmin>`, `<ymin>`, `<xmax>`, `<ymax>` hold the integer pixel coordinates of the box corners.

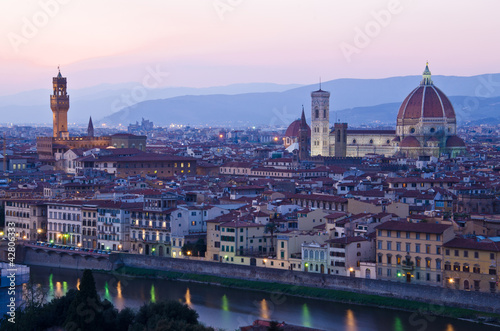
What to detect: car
<box><xmin>70</xmin><ymin>247</ymin><xmax>75</xmax><ymax>251</ymax></box>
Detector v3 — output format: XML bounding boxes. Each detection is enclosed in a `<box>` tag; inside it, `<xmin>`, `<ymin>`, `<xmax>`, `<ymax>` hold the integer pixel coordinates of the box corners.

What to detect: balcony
<box><xmin>402</xmin><ymin>260</ymin><xmax>414</xmax><ymax>271</ymax></box>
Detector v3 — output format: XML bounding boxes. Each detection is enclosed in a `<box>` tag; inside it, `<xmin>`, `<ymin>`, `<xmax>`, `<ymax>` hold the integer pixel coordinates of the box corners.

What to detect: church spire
<box><xmin>300</xmin><ymin>105</ymin><xmax>307</xmax><ymax>126</ymax></box>
<box><xmin>421</xmin><ymin>61</ymin><xmax>433</xmax><ymax>85</ymax></box>
<box><xmin>87</xmin><ymin>116</ymin><xmax>94</xmax><ymax>137</ymax></box>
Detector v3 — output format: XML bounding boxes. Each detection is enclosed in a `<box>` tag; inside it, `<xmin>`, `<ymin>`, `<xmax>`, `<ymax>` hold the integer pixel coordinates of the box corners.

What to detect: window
<box><xmin>426</xmin><ymin>234</ymin><xmax>430</xmax><ymax>240</ymax></box>
<box><xmin>378</xmin><ymin>255</ymin><xmax>382</xmax><ymax>263</ymax></box>
<box><xmin>464</xmin><ymin>251</ymin><xmax>468</xmax><ymax>258</ymax></box>
<box><xmin>436</xmin><ymin>234</ymin><xmax>441</xmax><ymax>241</ymax></box>
<box><xmin>378</xmin><ymin>241</ymin><xmax>382</xmax><ymax>250</ymax></box>
<box><xmin>406</xmin><ymin>232</ymin><xmax>410</xmax><ymax>239</ymax></box>
<box><xmin>415</xmin><ymin>244</ymin><xmax>420</xmax><ymax>253</ymax></box>
<box><xmin>453</xmin><ymin>264</ymin><xmax>460</xmax><ymax>271</ymax></box>
<box><xmin>387</xmin><ymin>230</ymin><xmax>391</xmax><ymax>237</ymax></box>
<box><xmin>444</xmin><ymin>263</ymin><xmax>451</xmax><ymax>271</ymax></box>
<box><xmin>463</xmin><ymin>265</ymin><xmax>470</xmax><ymax>272</ymax></box>
<box><xmin>378</xmin><ymin>230</ymin><xmax>382</xmax><ymax>237</ymax></box>
<box><xmin>425</xmin><ymin>245</ymin><xmax>430</xmax><ymax>254</ymax></box>
<box><xmin>474</xmin><ymin>252</ymin><xmax>479</xmax><ymax>259</ymax></box>
<box><xmin>426</xmin><ymin>259</ymin><xmax>431</xmax><ymax>268</ymax></box>
<box><xmin>387</xmin><ymin>242</ymin><xmax>392</xmax><ymax>250</ymax></box>
<box><xmin>489</xmin><ymin>269</ymin><xmax>497</xmax><ymax>275</ymax></box>
<box><xmin>436</xmin><ymin>260</ymin><xmax>441</xmax><ymax>269</ymax></box>
<box><xmin>387</xmin><ymin>269</ymin><xmax>391</xmax><ymax>277</ymax></box>
<box><xmin>473</xmin><ymin>266</ymin><xmax>480</xmax><ymax>273</ymax></box>
<box><xmin>454</xmin><ymin>250</ymin><xmax>459</xmax><ymax>257</ymax></box>
<box><xmin>415</xmin><ymin>233</ymin><xmax>420</xmax><ymax>240</ymax></box>
<box><xmin>436</xmin><ymin>246</ymin><xmax>441</xmax><ymax>255</ymax></box>
<box><xmin>396</xmin><ymin>231</ymin><xmax>401</xmax><ymax>238</ymax></box>
<box><xmin>387</xmin><ymin>255</ymin><xmax>392</xmax><ymax>264</ymax></box>
<box><xmin>445</xmin><ymin>249</ymin><xmax>450</xmax><ymax>256</ymax></box>
<box><xmin>406</xmin><ymin>243</ymin><xmax>411</xmax><ymax>252</ymax></box>
<box><xmin>490</xmin><ymin>253</ymin><xmax>495</xmax><ymax>260</ymax></box>
<box><xmin>396</xmin><ymin>242</ymin><xmax>401</xmax><ymax>251</ymax></box>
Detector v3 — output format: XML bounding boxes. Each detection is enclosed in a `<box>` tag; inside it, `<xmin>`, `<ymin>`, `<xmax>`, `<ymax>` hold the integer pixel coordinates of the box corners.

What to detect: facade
<box><xmin>375</xmin><ymin>221</ymin><xmax>455</xmax><ymax>285</ymax></box>
<box><xmin>4</xmin><ymin>200</ymin><xmax>47</xmax><ymax>241</ymax></box>
<box><xmin>81</xmin><ymin>204</ymin><xmax>98</xmax><ymax>249</ymax></box>
<box><xmin>47</xmin><ymin>202</ymin><xmax>83</xmax><ymax>246</ymax></box>
<box><xmin>129</xmin><ymin>194</ymin><xmax>176</xmax><ymax>256</ymax></box>
<box><xmin>306</xmin><ymin>64</ymin><xmax>466</xmax><ymax>159</ymax></box>
<box><xmin>96</xmin><ymin>202</ymin><xmax>130</xmax><ymax>251</ymax></box>
<box><xmin>442</xmin><ymin>237</ymin><xmax>499</xmax><ymax>293</ymax></box>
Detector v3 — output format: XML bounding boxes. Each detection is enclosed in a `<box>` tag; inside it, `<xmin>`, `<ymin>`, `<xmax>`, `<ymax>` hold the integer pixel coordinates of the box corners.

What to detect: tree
<box><xmin>64</xmin><ymin>269</ymin><xmax>107</xmax><ymax>330</ymax></box>
<box><xmin>265</xmin><ymin>221</ymin><xmax>279</xmax><ymax>256</ymax></box>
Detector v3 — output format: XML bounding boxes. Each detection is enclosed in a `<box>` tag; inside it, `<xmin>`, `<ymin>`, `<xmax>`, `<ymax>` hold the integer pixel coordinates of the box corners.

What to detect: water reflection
<box><xmin>150</xmin><ymin>284</ymin><xmax>156</xmax><ymax>303</ymax></box>
<box><xmin>76</xmin><ymin>278</ymin><xmax>80</xmax><ymax>290</ymax></box>
<box><xmin>185</xmin><ymin>288</ymin><xmax>192</xmax><ymax>307</ymax></box>
<box><xmin>445</xmin><ymin>324</ymin><xmax>456</xmax><ymax>331</ymax></box>
<box><xmin>55</xmin><ymin>282</ymin><xmax>62</xmax><ymax>297</ymax></box>
<box><xmin>345</xmin><ymin>309</ymin><xmax>357</xmax><ymax>331</ymax></box>
<box><xmin>302</xmin><ymin>303</ymin><xmax>311</xmax><ymax>327</ymax></box>
<box><xmin>63</xmin><ymin>281</ymin><xmax>68</xmax><ymax>293</ymax></box>
<box><xmin>19</xmin><ymin>267</ymin><xmax>500</xmax><ymax>331</ymax></box>
<box><xmin>48</xmin><ymin>274</ymin><xmax>53</xmax><ymax>295</ymax></box>
<box><xmin>221</xmin><ymin>294</ymin><xmax>229</xmax><ymax>311</ymax></box>
<box><xmin>104</xmin><ymin>282</ymin><xmax>111</xmax><ymax>302</ymax></box>
<box><xmin>260</xmin><ymin>299</ymin><xmax>270</xmax><ymax>320</ymax></box>
<box><xmin>393</xmin><ymin>316</ymin><xmax>404</xmax><ymax>331</ymax></box>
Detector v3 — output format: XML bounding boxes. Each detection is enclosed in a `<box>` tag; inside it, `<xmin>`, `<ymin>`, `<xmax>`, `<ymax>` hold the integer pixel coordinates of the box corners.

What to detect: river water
<box><xmin>0</xmin><ymin>266</ymin><xmax>498</xmax><ymax>331</ymax></box>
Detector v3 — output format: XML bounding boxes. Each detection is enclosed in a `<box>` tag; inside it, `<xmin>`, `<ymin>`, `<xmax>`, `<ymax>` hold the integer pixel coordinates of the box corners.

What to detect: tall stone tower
<box><xmin>298</xmin><ymin>106</ymin><xmax>310</xmax><ymax>160</ymax></box>
<box><xmin>310</xmin><ymin>86</ymin><xmax>330</xmax><ymax>156</ymax></box>
<box><xmin>51</xmin><ymin>69</ymin><xmax>69</xmax><ymax>138</ymax></box>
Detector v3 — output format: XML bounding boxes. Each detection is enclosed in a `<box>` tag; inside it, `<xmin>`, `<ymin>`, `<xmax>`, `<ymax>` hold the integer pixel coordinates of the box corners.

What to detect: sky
<box><xmin>1</xmin><ymin>0</ymin><xmax>499</xmax><ymax>95</ymax></box>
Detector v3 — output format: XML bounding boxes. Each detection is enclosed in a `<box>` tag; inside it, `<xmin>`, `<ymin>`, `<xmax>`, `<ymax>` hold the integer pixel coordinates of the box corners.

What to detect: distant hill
<box><xmin>2</xmin><ymin>73</ymin><xmax>500</xmax><ymax>126</ymax></box>
<box><xmin>100</xmin><ymin>75</ymin><xmax>500</xmax><ymax>127</ymax></box>
<box><xmin>0</xmin><ymin>83</ymin><xmax>302</xmax><ymax>125</ymax></box>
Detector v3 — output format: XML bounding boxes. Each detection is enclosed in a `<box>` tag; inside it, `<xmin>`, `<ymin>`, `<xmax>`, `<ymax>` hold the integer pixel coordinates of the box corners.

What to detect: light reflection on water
<box><xmin>7</xmin><ymin>266</ymin><xmax>498</xmax><ymax>331</ymax></box>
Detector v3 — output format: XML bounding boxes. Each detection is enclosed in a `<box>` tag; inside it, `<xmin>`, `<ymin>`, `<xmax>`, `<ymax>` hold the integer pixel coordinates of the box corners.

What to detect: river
<box><xmin>0</xmin><ymin>266</ymin><xmax>498</xmax><ymax>331</ymax></box>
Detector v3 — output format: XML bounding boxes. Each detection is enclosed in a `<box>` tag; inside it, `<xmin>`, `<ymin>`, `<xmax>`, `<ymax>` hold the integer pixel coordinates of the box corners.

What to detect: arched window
<box><xmin>314</xmin><ymin>250</ymin><xmax>319</xmax><ymax>260</ymax></box>
<box><xmin>304</xmin><ymin>249</ymin><xmax>308</xmax><ymax>259</ymax></box>
<box><xmin>320</xmin><ymin>251</ymin><xmax>325</xmax><ymax>260</ymax></box>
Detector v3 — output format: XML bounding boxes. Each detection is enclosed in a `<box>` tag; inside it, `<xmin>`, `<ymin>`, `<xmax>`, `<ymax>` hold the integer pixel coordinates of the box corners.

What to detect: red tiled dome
<box><xmin>285</xmin><ymin>119</ymin><xmax>310</xmax><ymax>137</ymax></box>
<box><xmin>400</xmin><ymin>136</ymin><xmax>421</xmax><ymax>148</ymax></box>
<box><xmin>397</xmin><ymin>85</ymin><xmax>456</xmax><ymax>121</ymax></box>
<box><xmin>446</xmin><ymin>135</ymin><xmax>465</xmax><ymax>147</ymax></box>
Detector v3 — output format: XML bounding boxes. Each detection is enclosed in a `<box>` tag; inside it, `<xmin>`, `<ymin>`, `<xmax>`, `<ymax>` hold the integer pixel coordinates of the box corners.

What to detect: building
<box><xmin>305</xmin><ymin>64</ymin><xmax>466</xmax><ymax>159</ymax></box>
<box><xmin>37</xmin><ymin>70</ymin><xmax>146</xmax><ymax>161</ymax></box>
<box><xmin>4</xmin><ymin>200</ymin><xmax>47</xmax><ymax>241</ymax></box>
<box><xmin>375</xmin><ymin>221</ymin><xmax>455</xmax><ymax>285</ymax></box>
<box><xmin>442</xmin><ymin>237</ymin><xmax>499</xmax><ymax>293</ymax></box>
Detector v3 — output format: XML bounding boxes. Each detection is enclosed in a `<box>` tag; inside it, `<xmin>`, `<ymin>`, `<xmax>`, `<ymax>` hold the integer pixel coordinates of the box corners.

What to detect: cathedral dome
<box><xmin>400</xmin><ymin>136</ymin><xmax>421</xmax><ymax>148</ymax></box>
<box><xmin>397</xmin><ymin>64</ymin><xmax>456</xmax><ymax>122</ymax></box>
<box><xmin>446</xmin><ymin>135</ymin><xmax>466</xmax><ymax>147</ymax></box>
<box><xmin>285</xmin><ymin>119</ymin><xmax>310</xmax><ymax>138</ymax></box>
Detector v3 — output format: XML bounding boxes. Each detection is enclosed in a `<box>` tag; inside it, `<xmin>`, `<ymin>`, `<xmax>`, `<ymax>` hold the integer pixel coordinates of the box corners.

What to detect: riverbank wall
<box><xmin>10</xmin><ymin>245</ymin><xmax>500</xmax><ymax>314</ymax></box>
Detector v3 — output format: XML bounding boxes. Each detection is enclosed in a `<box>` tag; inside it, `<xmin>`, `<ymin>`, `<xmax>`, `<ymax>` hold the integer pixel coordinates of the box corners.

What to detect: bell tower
<box><xmin>310</xmin><ymin>84</ymin><xmax>331</xmax><ymax>156</ymax></box>
<box><xmin>51</xmin><ymin>68</ymin><xmax>70</xmax><ymax>138</ymax></box>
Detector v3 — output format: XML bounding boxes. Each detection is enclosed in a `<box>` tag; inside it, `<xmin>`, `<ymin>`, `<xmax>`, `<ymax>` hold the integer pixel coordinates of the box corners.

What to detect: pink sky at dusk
<box><xmin>0</xmin><ymin>0</ymin><xmax>499</xmax><ymax>95</ymax></box>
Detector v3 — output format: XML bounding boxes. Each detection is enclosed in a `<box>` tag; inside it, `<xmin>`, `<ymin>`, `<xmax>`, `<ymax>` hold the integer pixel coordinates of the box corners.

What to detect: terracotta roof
<box><xmin>400</xmin><ymin>136</ymin><xmax>421</xmax><ymax>148</ymax></box>
<box><xmin>442</xmin><ymin>237</ymin><xmax>500</xmax><ymax>251</ymax></box>
<box><xmin>375</xmin><ymin>220</ymin><xmax>452</xmax><ymax>234</ymax></box>
<box><xmin>397</xmin><ymin>85</ymin><xmax>456</xmax><ymax>120</ymax></box>
<box><xmin>446</xmin><ymin>135</ymin><xmax>466</xmax><ymax>147</ymax></box>
<box><xmin>285</xmin><ymin>119</ymin><xmax>311</xmax><ymax>138</ymax></box>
